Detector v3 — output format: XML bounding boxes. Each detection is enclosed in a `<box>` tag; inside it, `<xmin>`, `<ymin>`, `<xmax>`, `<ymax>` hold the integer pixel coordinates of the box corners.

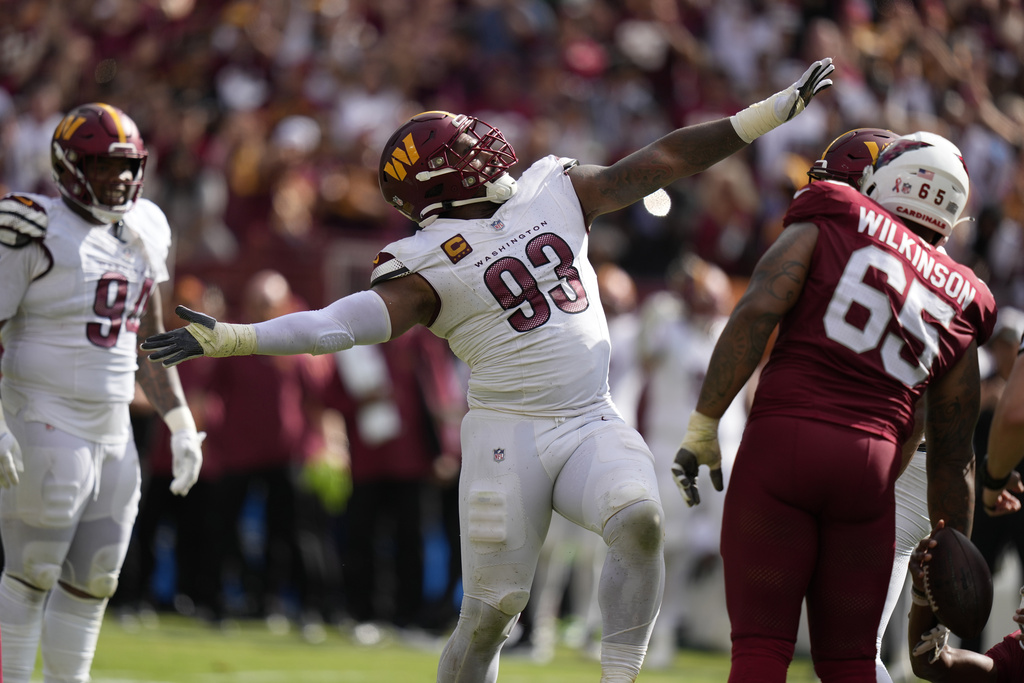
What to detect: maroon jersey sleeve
<box><xmin>751</xmin><ymin>181</ymin><xmax>997</xmax><ymax>444</ymax></box>
<box><xmin>986</xmin><ymin>632</ymin><xmax>1024</xmax><ymax>683</ymax></box>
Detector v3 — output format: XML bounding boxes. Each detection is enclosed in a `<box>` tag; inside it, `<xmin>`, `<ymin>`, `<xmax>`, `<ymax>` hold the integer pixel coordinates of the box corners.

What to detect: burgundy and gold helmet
<box><xmin>378</xmin><ymin>111</ymin><xmax>518</xmax><ymax>227</ymax></box>
<box><xmin>51</xmin><ymin>102</ymin><xmax>148</xmax><ymax>223</ymax></box>
<box><xmin>807</xmin><ymin>127</ymin><xmax>899</xmax><ymax>188</ymax></box>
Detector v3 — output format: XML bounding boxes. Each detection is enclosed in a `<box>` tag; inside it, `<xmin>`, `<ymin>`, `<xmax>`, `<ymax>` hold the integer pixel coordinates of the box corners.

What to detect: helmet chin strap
<box><xmin>417</xmin><ymin>174</ymin><xmax>518</xmax><ymax>227</ymax></box>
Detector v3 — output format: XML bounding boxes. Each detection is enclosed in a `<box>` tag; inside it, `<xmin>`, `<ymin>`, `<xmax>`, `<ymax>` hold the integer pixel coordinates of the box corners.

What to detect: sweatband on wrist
<box><xmin>163</xmin><ymin>406</ymin><xmax>197</xmax><ymax>435</ymax></box>
<box><xmin>911</xmin><ymin>586</ymin><xmax>930</xmax><ymax>607</ymax></box>
<box><xmin>982</xmin><ymin>456</ymin><xmax>1012</xmax><ymax>490</ymax></box>
<box><xmin>254</xmin><ymin>290</ymin><xmax>393</xmax><ymax>356</ymax></box>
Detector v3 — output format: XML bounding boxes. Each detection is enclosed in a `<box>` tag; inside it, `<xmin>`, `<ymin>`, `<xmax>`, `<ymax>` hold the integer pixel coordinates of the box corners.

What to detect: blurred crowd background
<box><xmin>4</xmin><ymin>0</ymin><xmax>1024</xmax><ymax>669</ymax></box>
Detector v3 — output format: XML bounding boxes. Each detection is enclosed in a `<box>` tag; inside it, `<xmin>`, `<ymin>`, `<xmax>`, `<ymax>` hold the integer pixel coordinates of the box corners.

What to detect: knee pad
<box><xmin>19</xmin><ymin>540</ymin><xmax>66</xmax><ymax>591</ymax></box>
<box><xmin>85</xmin><ymin>570</ymin><xmax>119</xmax><ymax>599</ymax></box>
<box><xmin>496</xmin><ymin>589</ymin><xmax>530</xmax><ymax>616</ymax></box>
<box><xmin>78</xmin><ymin>545</ymin><xmax>122</xmax><ymax>599</ymax></box>
<box><xmin>603</xmin><ymin>499</ymin><xmax>664</xmax><ymax>553</ymax></box>
<box><xmin>460</xmin><ymin>595</ymin><xmax>522</xmax><ymax>644</ymax></box>
<box><xmin>57</xmin><ymin>543</ymin><xmax>122</xmax><ymax>599</ymax></box>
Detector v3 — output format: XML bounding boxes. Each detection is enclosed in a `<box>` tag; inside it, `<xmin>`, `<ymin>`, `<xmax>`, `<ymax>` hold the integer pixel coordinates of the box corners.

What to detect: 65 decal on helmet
<box><xmin>861</xmin><ymin>132</ymin><xmax>970</xmax><ymax>240</ymax></box>
<box><xmin>379</xmin><ymin>111</ymin><xmax>518</xmax><ymax>227</ymax></box>
<box><xmin>51</xmin><ymin>102</ymin><xmax>148</xmax><ymax>224</ymax></box>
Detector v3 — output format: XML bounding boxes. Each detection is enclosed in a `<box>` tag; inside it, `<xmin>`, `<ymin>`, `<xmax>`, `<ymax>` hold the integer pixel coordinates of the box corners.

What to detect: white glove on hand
<box><xmin>730</xmin><ymin>57</ymin><xmax>835</xmax><ymax>143</ymax></box>
<box><xmin>0</xmin><ymin>414</ymin><xmax>23</xmax><ymax>489</ymax></box>
<box><xmin>671</xmin><ymin>411</ymin><xmax>723</xmax><ymax>507</ymax></box>
<box><xmin>164</xmin><ymin>407</ymin><xmax>204</xmax><ymax>496</ymax></box>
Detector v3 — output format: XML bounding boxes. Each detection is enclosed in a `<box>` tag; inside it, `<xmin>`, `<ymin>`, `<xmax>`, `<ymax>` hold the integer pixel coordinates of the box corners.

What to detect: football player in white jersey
<box><xmin>143</xmin><ymin>58</ymin><xmax>835</xmax><ymax>682</ymax></box>
<box><xmin>0</xmin><ymin>103</ymin><xmax>204</xmax><ymax>683</ymax></box>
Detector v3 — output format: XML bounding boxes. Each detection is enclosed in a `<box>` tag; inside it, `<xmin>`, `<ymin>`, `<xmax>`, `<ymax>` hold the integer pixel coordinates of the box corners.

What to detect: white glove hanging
<box><xmin>164</xmin><ymin>406</ymin><xmax>205</xmax><ymax>496</ymax></box>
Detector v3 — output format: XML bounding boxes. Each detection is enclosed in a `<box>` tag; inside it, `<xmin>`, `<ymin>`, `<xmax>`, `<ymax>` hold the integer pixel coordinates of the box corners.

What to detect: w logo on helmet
<box><xmin>383</xmin><ymin>133</ymin><xmax>420</xmax><ymax>181</ymax></box>
<box><xmin>54</xmin><ymin>115</ymin><xmax>87</xmax><ymax>142</ymax></box>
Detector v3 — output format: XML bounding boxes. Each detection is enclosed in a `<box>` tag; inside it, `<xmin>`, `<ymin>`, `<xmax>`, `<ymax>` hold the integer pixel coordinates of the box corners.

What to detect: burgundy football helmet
<box><xmin>807</xmin><ymin>127</ymin><xmax>900</xmax><ymax>187</ymax></box>
<box><xmin>378</xmin><ymin>111</ymin><xmax>518</xmax><ymax>227</ymax></box>
<box><xmin>51</xmin><ymin>102</ymin><xmax>148</xmax><ymax>223</ymax></box>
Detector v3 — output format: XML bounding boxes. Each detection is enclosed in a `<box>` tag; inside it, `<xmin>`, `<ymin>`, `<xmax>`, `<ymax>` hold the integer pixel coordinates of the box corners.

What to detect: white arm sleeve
<box><xmin>253</xmin><ymin>290</ymin><xmax>393</xmax><ymax>356</ymax></box>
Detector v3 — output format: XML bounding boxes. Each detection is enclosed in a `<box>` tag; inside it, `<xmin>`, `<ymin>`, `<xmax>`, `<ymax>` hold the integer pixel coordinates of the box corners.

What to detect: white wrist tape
<box><xmin>188</xmin><ymin>320</ymin><xmax>258</xmax><ymax>358</ymax></box>
<box><xmin>681</xmin><ymin>411</ymin><xmax>720</xmax><ymax>447</ymax></box>
<box><xmin>254</xmin><ymin>290</ymin><xmax>393</xmax><ymax>356</ymax></box>
<box><xmin>730</xmin><ymin>88</ymin><xmax>798</xmax><ymax>144</ymax></box>
<box><xmin>163</xmin><ymin>406</ymin><xmax>197</xmax><ymax>435</ymax></box>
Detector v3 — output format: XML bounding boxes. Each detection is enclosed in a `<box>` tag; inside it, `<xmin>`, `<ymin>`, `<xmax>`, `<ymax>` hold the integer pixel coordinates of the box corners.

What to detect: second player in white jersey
<box><xmin>0</xmin><ymin>102</ymin><xmax>204</xmax><ymax>683</ymax></box>
<box><xmin>0</xmin><ymin>194</ymin><xmax>169</xmax><ymax>442</ymax></box>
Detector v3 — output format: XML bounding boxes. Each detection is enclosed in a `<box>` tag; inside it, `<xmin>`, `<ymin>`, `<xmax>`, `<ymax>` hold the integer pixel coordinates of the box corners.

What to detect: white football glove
<box><xmin>164</xmin><ymin>407</ymin><xmax>205</xmax><ymax>496</ymax></box>
<box><xmin>671</xmin><ymin>411</ymin><xmax>723</xmax><ymax>507</ymax></box>
<box><xmin>0</xmin><ymin>410</ymin><xmax>23</xmax><ymax>489</ymax></box>
<box><xmin>730</xmin><ymin>57</ymin><xmax>835</xmax><ymax>143</ymax></box>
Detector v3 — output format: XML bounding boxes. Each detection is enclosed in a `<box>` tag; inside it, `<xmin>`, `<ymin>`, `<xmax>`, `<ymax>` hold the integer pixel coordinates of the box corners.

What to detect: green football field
<box><xmin>77</xmin><ymin>613</ymin><xmax>825</xmax><ymax>682</ymax></box>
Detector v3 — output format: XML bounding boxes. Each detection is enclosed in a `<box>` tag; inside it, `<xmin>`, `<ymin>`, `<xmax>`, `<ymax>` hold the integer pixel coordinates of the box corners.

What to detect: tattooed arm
<box><xmin>924</xmin><ymin>342</ymin><xmax>981</xmax><ymax>537</ymax></box>
<box><xmin>694</xmin><ymin>221</ymin><xmax>819</xmax><ymax>419</ymax></box>
<box><xmin>136</xmin><ymin>286</ymin><xmax>190</xmax><ymax>416</ymax></box>
<box><xmin>568</xmin><ymin>119</ymin><xmax>748</xmax><ymax>226</ymax></box>
<box><xmin>567</xmin><ymin>58</ymin><xmax>835</xmax><ymax>226</ymax></box>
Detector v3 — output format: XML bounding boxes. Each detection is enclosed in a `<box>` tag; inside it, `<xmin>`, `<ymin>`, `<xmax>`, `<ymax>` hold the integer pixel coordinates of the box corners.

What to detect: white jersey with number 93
<box><xmin>370</xmin><ymin>155</ymin><xmax>615</xmax><ymax>418</ymax></box>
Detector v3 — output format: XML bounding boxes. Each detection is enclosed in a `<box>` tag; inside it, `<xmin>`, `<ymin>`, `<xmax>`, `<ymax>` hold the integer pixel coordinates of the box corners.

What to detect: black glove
<box><xmin>140</xmin><ymin>306</ymin><xmax>217</xmax><ymax>368</ymax></box>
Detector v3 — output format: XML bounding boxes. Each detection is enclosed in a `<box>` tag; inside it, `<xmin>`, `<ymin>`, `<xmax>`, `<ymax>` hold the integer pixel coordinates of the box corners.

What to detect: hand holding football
<box><xmin>922</xmin><ymin>526</ymin><xmax>993</xmax><ymax>640</ymax></box>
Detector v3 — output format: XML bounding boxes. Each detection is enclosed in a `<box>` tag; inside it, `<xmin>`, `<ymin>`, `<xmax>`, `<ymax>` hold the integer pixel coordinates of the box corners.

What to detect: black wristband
<box><xmin>981</xmin><ymin>456</ymin><xmax>1012</xmax><ymax>490</ymax></box>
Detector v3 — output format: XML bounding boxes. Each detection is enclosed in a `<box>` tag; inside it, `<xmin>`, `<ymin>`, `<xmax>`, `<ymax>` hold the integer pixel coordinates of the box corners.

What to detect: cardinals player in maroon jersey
<box><xmin>671</xmin><ymin>132</ymin><xmax>998</xmax><ymax>682</ymax></box>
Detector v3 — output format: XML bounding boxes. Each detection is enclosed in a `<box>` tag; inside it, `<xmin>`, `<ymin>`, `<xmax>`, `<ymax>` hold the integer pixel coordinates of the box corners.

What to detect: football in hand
<box><xmin>923</xmin><ymin>526</ymin><xmax>993</xmax><ymax>640</ymax></box>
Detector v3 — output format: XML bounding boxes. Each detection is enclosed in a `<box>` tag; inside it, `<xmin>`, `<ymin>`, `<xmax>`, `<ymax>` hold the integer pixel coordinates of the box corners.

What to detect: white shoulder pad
<box><xmin>0</xmin><ymin>194</ymin><xmax>48</xmax><ymax>247</ymax></box>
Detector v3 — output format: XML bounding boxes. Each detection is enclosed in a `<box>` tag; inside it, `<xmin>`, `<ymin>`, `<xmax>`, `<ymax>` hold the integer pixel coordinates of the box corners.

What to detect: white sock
<box><xmin>0</xmin><ymin>572</ymin><xmax>47</xmax><ymax>683</ymax></box>
<box><xmin>600</xmin><ymin>641</ymin><xmax>647</xmax><ymax>682</ymax></box>
<box><xmin>41</xmin><ymin>584</ymin><xmax>107</xmax><ymax>683</ymax></box>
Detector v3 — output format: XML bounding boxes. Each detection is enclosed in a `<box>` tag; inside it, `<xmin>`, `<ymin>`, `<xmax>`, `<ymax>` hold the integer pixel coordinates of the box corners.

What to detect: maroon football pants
<box><xmin>721</xmin><ymin>415</ymin><xmax>901</xmax><ymax>682</ymax></box>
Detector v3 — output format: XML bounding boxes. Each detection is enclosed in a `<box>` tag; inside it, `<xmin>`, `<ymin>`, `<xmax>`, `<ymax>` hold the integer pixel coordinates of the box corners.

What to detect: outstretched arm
<box><xmin>569</xmin><ymin>58</ymin><xmax>834</xmax><ymax>224</ymax></box>
<box><xmin>141</xmin><ymin>274</ymin><xmax>439</xmax><ymax>366</ymax></box>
